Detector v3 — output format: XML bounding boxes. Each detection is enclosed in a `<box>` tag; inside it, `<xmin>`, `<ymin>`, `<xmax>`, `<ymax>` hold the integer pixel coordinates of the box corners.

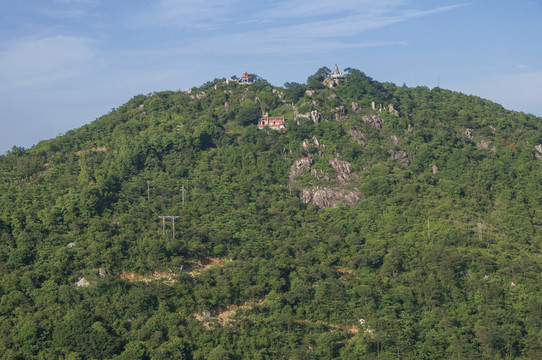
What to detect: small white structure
<box><xmin>329</xmin><ymin>64</ymin><xmax>346</xmax><ymax>79</ymax></box>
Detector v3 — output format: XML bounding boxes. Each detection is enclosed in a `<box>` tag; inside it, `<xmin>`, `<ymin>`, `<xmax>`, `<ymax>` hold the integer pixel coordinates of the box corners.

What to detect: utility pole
<box><xmin>157</xmin><ymin>216</ymin><xmax>167</xmax><ymax>237</ymax></box>
<box><xmin>169</xmin><ymin>216</ymin><xmax>179</xmax><ymax>239</ymax></box>
<box><xmin>181</xmin><ymin>185</ymin><xmax>185</xmax><ymax>207</ymax></box>
<box><xmin>158</xmin><ymin>216</ymin><xmax>179</xmax><ymax>239</ymax></box>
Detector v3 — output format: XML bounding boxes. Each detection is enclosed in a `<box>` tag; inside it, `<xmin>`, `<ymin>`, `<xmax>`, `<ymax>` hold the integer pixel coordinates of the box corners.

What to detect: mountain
<box><xmin>0</xmin><ymin>66</ymin><xmax>541</xmax><ymax>359</ymax></box>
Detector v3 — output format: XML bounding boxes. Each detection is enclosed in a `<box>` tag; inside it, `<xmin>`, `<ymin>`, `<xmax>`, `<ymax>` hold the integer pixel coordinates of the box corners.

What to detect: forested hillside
<box><xmin>0</xmin><ymin>67</ymin><xmax>541</xmax><ymax>359</ymax></box>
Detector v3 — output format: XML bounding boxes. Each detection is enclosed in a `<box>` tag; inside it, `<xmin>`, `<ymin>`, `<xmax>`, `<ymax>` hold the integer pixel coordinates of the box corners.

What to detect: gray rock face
<box><xmin>75</xmin><ymin>277</ymin><xmax>90</xmax><ymax>287</ymax></box>
<box><xmin>362</xmin><ymin>114</ymin><xmax>384</xmax><ymax>130</ymax></box>
<box><xmin>536</xmin><ymin>144</ymin><xmax>542</xmax><ymax>160</ymax></box>
<box><xmin>371</xmin><ymin>102</ymin><xmax>383</xmax><ymax>112</ymax></box>
<box><xmin>389</xmin><ymin>149</ymin><xmax>411</xmax><ymax>166</ymax></box>
<box><xmin>323</xmin><ymin>78</ymin><xmax>340</xmax><ymax>88</ymax></box>
<box><xmin>465</xmin><ymin>128</ymin><xmax>474</xmax><ymax>142</ymax></box>
<box><xmin>351</xmin><ymin>102</ymin><xmax>361</xmax><ymax>114</ymax></box>
<box><xmin>348</xmin><ymin>129</ymin><xmax>366</xmax><ymax>147</ymax></box>
<box><xmin>290</xmin><ymin>157</ymin><xmax>312</xmax><ymax>182</ymax></box>
<box><xmin>309</xmin><ymin>110</ymin><xmax>322</xmax><ymax>124</ymax></box>
<box><xmin>310</xmin><ymin>169</ymin><xmax>331</xmax><ymax>181</ymax></box>
<box><xmin>329</xmin><ymin>158</ymin><xmax>353</xmax><ymax>184</ymax></box>
<box><xmin>291</xmin><ymin>137</ymin><xmax>361</xmax><ymax>208</ymax></box>
<box><xmin>476</xmin><ymin>140</ymin><xmax>488</xmax><ymax>149</ymax></box>
<box><xmin>300</xmin><ymin>186</ymin><xmax>362</xmax><ymax>208</ymax></box>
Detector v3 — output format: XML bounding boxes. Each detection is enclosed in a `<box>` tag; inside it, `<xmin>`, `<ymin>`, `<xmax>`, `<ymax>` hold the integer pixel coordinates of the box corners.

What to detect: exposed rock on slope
<box><xmin>389</xmin><ymin>149</ymin><xmax>411</xmax><ymax>166</ymax></box>
<box><xmin>329</xmin><ymin>158</ymin><xmax>354</xmax><ymax>184</ymax></box>
<box><xmin>290</xmin><ymin>138</ymin><xmax>361</xmax><ymax>208</ymax></box>
<box><xmin>362</xmin><ymin>114</ymin><xmax>384</xmax><ymax>130</ymax></box>
<box><xmin>289</xmin><ymin>157</ymin><xmax>312</xmax><ymax>182</ymax></box>
<box><xmin>348</xmin><ymin>129</ymin><xmax>367</xmax><ymax>147</ymax></box>
<box><xmin>300</xmin><ymin>187</ymin><xmax>362</xmax><ymax>208</ymax></box>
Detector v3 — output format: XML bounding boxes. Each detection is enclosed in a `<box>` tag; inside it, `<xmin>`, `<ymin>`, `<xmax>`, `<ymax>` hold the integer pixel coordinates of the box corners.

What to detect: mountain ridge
<box><xmin>0</xmin><ymin>66</ymin><xmax>541</xmax><ymax>359</ymax></box>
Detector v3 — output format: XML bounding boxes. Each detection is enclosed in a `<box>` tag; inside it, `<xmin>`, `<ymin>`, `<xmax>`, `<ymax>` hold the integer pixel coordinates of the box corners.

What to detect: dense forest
<box><xmin>0</xmin><ymin>66</ymin><xmax>541</xmax><ymax>359</ymax></box>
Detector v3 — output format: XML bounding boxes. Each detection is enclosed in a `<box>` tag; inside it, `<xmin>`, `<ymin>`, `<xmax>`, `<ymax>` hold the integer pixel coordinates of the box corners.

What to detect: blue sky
<box><xmin>1</xmin><ymin>0</ymin><xmax>541</xmax><ymax>153</ymax></box>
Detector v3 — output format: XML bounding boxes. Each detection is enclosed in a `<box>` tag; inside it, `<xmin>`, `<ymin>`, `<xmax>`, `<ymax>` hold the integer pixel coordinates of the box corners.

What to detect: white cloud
<box><xmin>0</xmin><ymin>36</ymin><xmax>94</xmax><ymax>91</ymax></box>
<box><xmin>130</xmin><ymin>0</ymin><xmax>468</xmax><ymax>56</ymax></box>
<box><xmin>254</xmin><ymin>0</ymin><xmax>404</xmax><ymax>20</ymax></box>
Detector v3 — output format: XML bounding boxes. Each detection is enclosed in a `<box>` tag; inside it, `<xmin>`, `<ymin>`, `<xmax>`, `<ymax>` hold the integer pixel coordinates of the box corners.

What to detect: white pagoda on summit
<box><xmin>329</xmin><ymin>64</ymin><xmax>345</xmax><ymax>79</ymax></box>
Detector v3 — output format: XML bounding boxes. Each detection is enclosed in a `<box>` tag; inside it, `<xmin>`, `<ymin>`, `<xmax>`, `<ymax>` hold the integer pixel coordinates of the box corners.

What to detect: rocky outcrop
<box><xmin>465</xmin><ymin>128</ymin><xmax>474</xmax><ymax>142</ymax></box>
<box><xmin>323</xmin><ymin>78</ymin><xmax>340</xmax><ymax>88</ymax></box>
<box><xmin>300</xmin><ymin>186</ymin><xmax>362</xmax><ymax>208</ymax></box>
<box><xmin>536</xmin><ymin>144</ymin><xmax>542</xmax><ymax>160</ymax></box>
<box><xmin>335</xmin><ymin>105</ymin><xmax>347</xmax><ymax>121</ymax></box>
<box><xmin>348</xmin><ymin>129</ymin><xmax>367</xmax><ymax>147</ymax></box>
<box><xmin>371</xmin><ymin>102</ymin><xmax>383</xmax><ymax>112</ymax></box>
<box><xmin>189</xmin><ymin>91</ymin><xmax>206</xmax><ymax>100</ymax></box>
<box><xmin>388</xmin><ymin>104</ymin><xmax>399</xmax><ymax>116</ymax></box>
<box><xmin>310</xmin><ymin>169</ymin><xmax>331</xmax><ymax>181</ymax></box>
<box><xmin>432</xmin><ymin>165</ymin><xmax>439</xmax><ymax>175</ymax></box>
<box><xmin>302</xmin><ymin>136</ymin><xmax>325</xmax><ymax>153</ymax></box>
<box><xmin>291</xmin><ymin>137</ymin><xmax>361</xmax><ymax>208</ymax></box>
<box><xmin>476</xmin><ymin>140</ymin><xmax>489</xmax><ymax>149</ymax></box>
<box><xmin>389</xmin><ymin>149</ymin><xmax>411</xmax><ymax>166</ymax></box>
<box><xmin>329</xmin><ymin>158</ymin><xmax>353</xmax><ymax>184</ymax></box>
<box><xmin>362</xmin><ymin>114</ymin><xmax>384</xmax><ymax>130</ymax></box>
<box><xmin>335</xmin><ymin>113</ymin><xmax>347</xmax><ymax>121</ymax></box>
<box><xmin>272</xmin><ymin>88</ymin><xmax>284</xmax><ymax>98</ymax></box>
<box><xmin>351</xmin><ymin>102</ymin><xmax>361</xmax><ymax>114</ymax></box>
<box><xmin>309</xmin><ymin>110</ymin><xmax>322</xmax><ymax>124</ymax></box>
<box><xmin>75</xmin><ymin>277</ymin><xmax>90</xmax><ymax>287</ymax></box>
<box><xmin>295</xmin><ymin>105</ymin><xmax>324</xmax><ymax>124</ymax></box>
<box><xmin>390</xmin><ymin>135</ymin><xmax>400</xmax><ymax>146</ymax></box>
<box><xmin>290</xmin><ymin>157</ymin><xmax>312</xmax><ymax>182</ymax></box>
